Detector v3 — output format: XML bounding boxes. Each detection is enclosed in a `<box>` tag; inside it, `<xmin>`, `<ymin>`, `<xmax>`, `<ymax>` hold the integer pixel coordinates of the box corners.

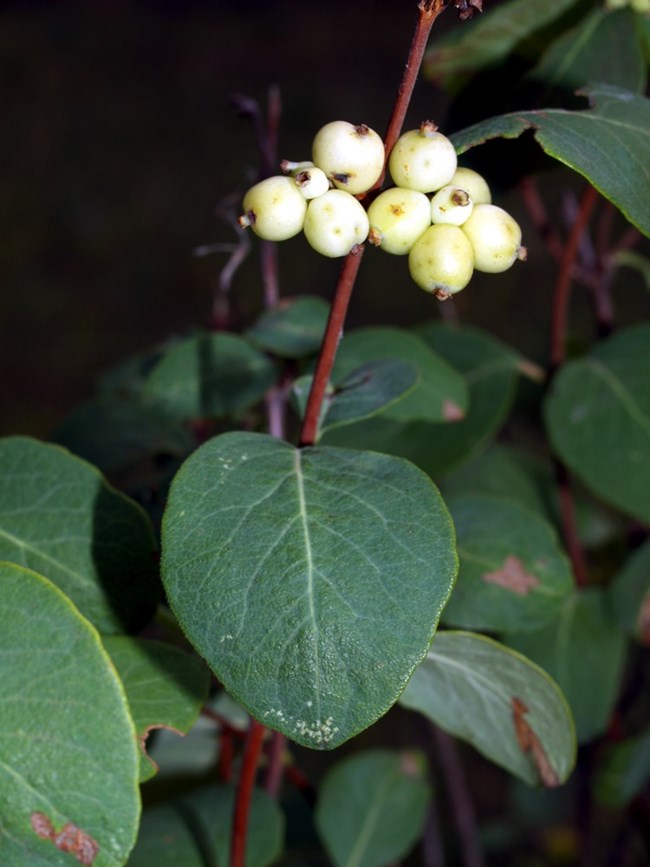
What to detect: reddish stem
<box><xmin>555</xmin><ymin>461</ymin><xmax>589</xmax><ymax>588</ymax></box>
<box><xmin>378</xmin><ymin>0</ymin><xmax>447</xmax><ymax>188</ymax></box>
<box><xmin>519</xmin><ymin>176</ymin><xmax>565</xmax><ymax>264</ymax></box>
<box><xmin>229</xmin><ymin>720</ymin><xmax>266</xmax><ymax>867</ymax></box>
<box><xmin>549</xmin><ymin>184</ymin><xmax>599</xmax><ymax>371</ymax></box>
<box><xmin>299</xmin><ymin>247</ymin><xmax>365</xmax><ymax>446</ymax></box>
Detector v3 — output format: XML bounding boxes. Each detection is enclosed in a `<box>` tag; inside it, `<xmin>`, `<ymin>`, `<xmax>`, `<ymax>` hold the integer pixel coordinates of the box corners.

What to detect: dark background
<box><xmin>2</xmin><ymin>0</ymin><xmax>649</xmax><ymax>437</ymax></box>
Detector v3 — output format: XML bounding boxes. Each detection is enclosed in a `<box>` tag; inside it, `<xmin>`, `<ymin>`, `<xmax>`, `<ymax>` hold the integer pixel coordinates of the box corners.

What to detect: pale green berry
<box><xmin>461</xmin><ymin>204</ymin><xmax>524</xmax><ymax>273</ymax></box>
<box><xmin>239</xmin><ymin>176</ymin><xmax>307</xmax><ymax>241</ymax></box>
<box><xmin>294</xmin><ymin>167</ymin><xmax>331</xmax><ymax>200</ymax></box>
<box><xmin>408</xmin><ymin>224</ymin><xmax>474</xmax><ymax>299</ymax></box>
<box><xmin>388</xmin><ymin>122</ymin><xmax>458</xmax><ymax>193</ymax></box>
<box><xmin>303</xmin><ymin>189</ymin><xmax>369</xmax><ymax>257</ymax></box>
<box><xmin>605</xmin><ymin>0</ymin><xmax>628</xmax><ymax>9</ymax></box>
<box><xmin>448</xmin><ymin>167</ymin><xmax>492</xmax><ymax>205</ymax></box>
<box><xmin>431</xmin><ymin>185</ymin><xmax>474</xmax><ymax>226</ymax></box>
<box><xmin>630</xmin><ymin>0</ymin><xmax>650</xmax><ymax>12</ymax></box>
<box><xmin>312</xmin><ymin>121</ymin><xmax>385</xmax><ymax>195</ymax></box>
<box><xmin>367</xmin><ymin>188</ymin><xmax>431</xmax><ymax>255</ymax></box>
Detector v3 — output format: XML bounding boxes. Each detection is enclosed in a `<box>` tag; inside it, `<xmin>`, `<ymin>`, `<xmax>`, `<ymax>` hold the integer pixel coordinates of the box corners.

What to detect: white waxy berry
<box><xmin>448</xmin><ymin>167</ymin><xmax>492</xmax><ymax>205</ymax></box>
<box><xmin>239</xmin><ymin>176</ymin><xmax>307</xmax><ymax>241</ymax></box>
<box><xmin>367</xmin><ymin>188</ymin><xmax>432</xmax><ymax>255</ymax></box>
<box><xmin>303</xmin><ymin>189</ymin><xmax>370</xmax><ymax>257</ymax></box>
<box><xmin>430</xmin><ymin>185</ymin><xmax>474</xmax><ymax>226</ymax></box>
<box><xmin>461</xmin><ymin>204</ymin><xmax>525</xmax><ymax>273</ymax></box>
<box><xmin>312</xmin><ymin>121</ymin><xmax>385</xmax><ymax>196</ymax></box>
<box><xmin>408</xmin><ymin>224</ymin><xmax>474</xmax><ymax>300</ymax></box>
<box><xmin>388</xmin><ymin>122</ymin><xmax>458</xmax><ymax>193</ymax></box>
<box><xmin>280</xmin><ymin>159</ymin><xmax>315</xmax><ymax>175</ymax></box>
<box><xmin>294</xmin><ymin>167</ymin><xmax>331</xmax><ymax>200</ymax></box>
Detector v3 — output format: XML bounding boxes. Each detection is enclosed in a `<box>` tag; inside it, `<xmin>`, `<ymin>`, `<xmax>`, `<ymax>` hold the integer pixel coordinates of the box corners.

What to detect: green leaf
<box><xmin>440</xmin><ymin>444</ymin><xmax>550</xmax><ymax>517</ymax></box>
<box><xmin>607</xmin><ymin>538</ymin><xmax>650</xmax><ymax>643</ymax></box>
<box><xmin>614</xmin><ymin>249</ymin><xmax>650</xmax><ymax>290</ymax></box>
<box><xmin>291</xmin><ymin>359</ymin><xmax>419</xmax><ymax>439</ymax></box>
<box><xmin>161</xmin><ymin>431</ymin><xmax>457</xmax><ymax>750</ymax></box>
<box><xmin>315</xmin><ymin>750</ymin><xmax>429</xmax><ymax>867</ymax></box>
<box><xmin>594</xmin><ymin>729</ymin><xmax>650</xmax><ymax>807</ymax></box>
<box><xmin>0</xmin><ymin>436</ymin><xmax>159</xmax><ymax>634</ymax></box>
<box><xmin>127</xmin><ymin>784</ymin><xmax>284</xmax><ymax>867</ymax></box>
<box><xmin>246</xmin><ymin>295</ymin><xmax>329</xmax><ymax>358</ymax></box>
<box><xmin>527</xmin><ymin>8</ymin><xmax>646</xmax><ymax>97</ymax></box>
<box><xmin>451</xmin><ymin>85</ymin><xmax>650</xmax><ymax>237</ymax></box>
<box><xmin>323</xmin><ymin>324</ymin><xmax>521</xmax><ymax>478</ymax></box>
<box><xmin>103</xmin><ymin>637</ymin><xmax>211</xmax><ymax>782</ymax></box>
<box><xmin>0</xmin><ymin>562</ymin><xmax>140</xmax><ymax>866</ymax></box>
<box><xmin>506</xmin><ymin>590</ymin><xmax>627</xmax><ymax>742</ymax></box>
<box><xmin>443</xmin><ymin>495</ymin><xmax>573</xmax><ymax>633</ymax></box>
<box><xmin>399</xmin><ymin>631</ymin><xmax>576</xmax><ymax>787</ymax></box>
<box><xmin>424</xmin><ymin>0</ymin><xmax>581</xmax><ymax>91</ymax></box>
<box><xmin>143</xmin><ymin>332</ymin><xmax>276</xmax><ymax>421</ymax></box>
<box><xmin>332</xmin><ymin>326</ymin><xmax>468</xmax><ymax>423</ymax></box>
<box><xmin>544</xmin><ymin>323</ymin><xmax>650</xmax><ymax>523</ymax></box>
<box><xmin>51</xmin><ymin>398</ymin><xmax>193</xmax><ymax>476</ymax></box>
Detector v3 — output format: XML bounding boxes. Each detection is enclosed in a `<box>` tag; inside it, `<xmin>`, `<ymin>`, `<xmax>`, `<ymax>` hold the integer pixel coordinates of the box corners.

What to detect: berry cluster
<box><xmin>239</xmin><ymin>120</ymin><xmax>525</xmax><ymax>300</ymax></box>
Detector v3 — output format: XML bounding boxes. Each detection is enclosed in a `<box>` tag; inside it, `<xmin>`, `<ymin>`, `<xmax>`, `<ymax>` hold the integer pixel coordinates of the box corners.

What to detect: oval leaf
<box><xmin>424</xmin><ymin>0</ymin><xmax>581</xmax><ymax>91</ymax></box>
<box><xmin>527</xmin><ymin>8</ymin><xmax>646</xmax><ymax>97</ymax></box>
<box><xmin>332</xmin><ymin>326</ymin><xmax>468</xmax><ymax>423</ymax></box>
<box><xmin>315</xmin><ymin>750</ymin><xmax>429</xmax><ymax>867</ymax></box>
<box><xmin>595</xmin><ymin>729</ymin><xmax>650</xmax><ymax>807</ymax></box>
<box><xmin>0</xmin><ymin>436</ymin><xmax>158</xmax><ymax>634</ymax></box>
<box><xmin>291</xmin><ymin>359</ymin><xmax>419</xmax><ymax>438</ymax></box>
<box><xmin>143</xmin><ymin>332</ymin><xmax>276</xmax><ymax>421</ymax></box>
<box><xmin>544</xmin><ymin>323</ymin><xmax>650</xmax><ymax>523</ymax></box>
<box><xmin>451</xmin><ymin>85</ymin><xmax>650</xmax><ymax>237</ymax></box>
<box><xmin>128</xmin><ymin>784</ymin><xmax>283</xmax><ymax>867</ymax></box>
<box><xmin>443</xmin><ymin>495</ymin><xmax>573</xmax><ymax>633</ymax></box>
<box><xmin>608</xmin><ymin>538</ymin><xmax>650</xmax><ymax>644</ymax></box>
<box><xmin>0</xmin><ymin>562</ymin><xmax>140</xmax><ymax>866</ymax></box>
<box><xmin>103</xmin><ymin>637</ymin><xmax>211</xmax><ymax>782</ymax></box>
<box><xmin>246</xmin><ymin>295</ymin><xmax>329</xmax><ymax>358</ymax></box>
<box><xmin>506</xmin><ymin>589</ymin><xmax>627</xmax><ymax>742</ymax></box>
<box><xmin>399</xmin><ymin>631</ymin><xmax>576</xmax><ymax>787</ymax></box>
<box><xmin>161</xmin><ymin>432</ymin><xmax>458</xmax><ymax>749</ymax></box>
<box><xmin>325</xmin><ymin>324</ymin><xmax>521</xmax><ymax>479</ymax></box>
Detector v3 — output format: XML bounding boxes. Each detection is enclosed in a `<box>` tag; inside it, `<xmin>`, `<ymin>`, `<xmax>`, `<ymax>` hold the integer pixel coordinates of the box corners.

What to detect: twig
<box><xmin>431</xmin><ymin>726</ymin><xmax>485</xmax><ymax>867</ymax></box>
<box><xmin>298</xmin><ymin>247</ymin><xmax>365</xmax><ymax>446</ymax></box>
<box><xmin>549</xmin><ymin>184</ymin><xmax>599</xmax><ymax>372</ymax></box>
<box><xmin>422</xmin><ymin>801</ymin><xmax>447</xmax><ymax>867</ymax></box>
<box><xmin>519</xmin><ymin>176</ymin><xmax>565</xmax><ymax>264</ymax></box>
<box><xmin>229</xmin><ymin>720</ymin><xmax>266</xmax><ymax>867</ymax></box>
<box><xmin>377</xmin><ymin>0</ymin><xmax>449</xmax><ymax>189</ymax></box>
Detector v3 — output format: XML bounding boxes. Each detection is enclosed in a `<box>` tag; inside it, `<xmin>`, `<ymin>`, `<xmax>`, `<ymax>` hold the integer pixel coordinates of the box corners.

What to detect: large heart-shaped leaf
<box><xmin>143</xmin><ymin>332</ymin><xmax>276</xmax><ymax>421</ymax></box>
<box><xmin>161</xmin><ymin>432</ymin><xmax>457</xmax><ymax>749</ymax></box>
<box><xmin>451</xmin><ymin>85</ymin><xmax>650</xmax><ymax>237</ymax></box>
<box><xmin>315</xmin><ymin>750</ymin><xmax>429</xmax><ymax>867</ymax></box>
<box><xmin>544</xmin><ymin>323</ymin><xmax>650</xmax><ymax>523</ymax></box>
<box><xmin>127</xmin><ymin>784</ymin><xmax>283</xmax><ymax>867</ymax></box>
<box><xmin>0</xmin><ymin>562</ymin><xmax>140</xmax><ymax>866</ymax></box>
<box><xmin>0</xmin><ymin>436</ymin><xmax>159</xmax><ymax>634</ymax></box>
<box><xmin>506</xmin><ymin>590</ymin><xmax>627</xmax><ymax>742</ymax></box>
<box><xmin>442</xmin><ymin>495</ymin><xmax>573</xmax><ymax>633</ymax></box>
<box><xmin>399</xmin><ymin>631</ymin><xmax>576</xmax><ymax>787</ymax></box>
<box><xmin>103</xmin><ymin>637</ymin><xmax>211</xmax><ymax>782</ymax></box>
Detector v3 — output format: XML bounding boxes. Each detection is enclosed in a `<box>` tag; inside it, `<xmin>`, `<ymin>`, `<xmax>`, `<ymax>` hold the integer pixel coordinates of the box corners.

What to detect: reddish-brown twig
<box><xmin>229</xmin><ymin>720</ymin><xmax>266</xmax><ymax>867</ymax></box>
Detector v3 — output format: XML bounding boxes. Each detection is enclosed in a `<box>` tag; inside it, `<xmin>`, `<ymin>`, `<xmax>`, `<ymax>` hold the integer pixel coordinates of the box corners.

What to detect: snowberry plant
<box><xmin>1</xmin><ymin>0</ymin><xmax>649</xmax><ymax>865</ymax></box>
